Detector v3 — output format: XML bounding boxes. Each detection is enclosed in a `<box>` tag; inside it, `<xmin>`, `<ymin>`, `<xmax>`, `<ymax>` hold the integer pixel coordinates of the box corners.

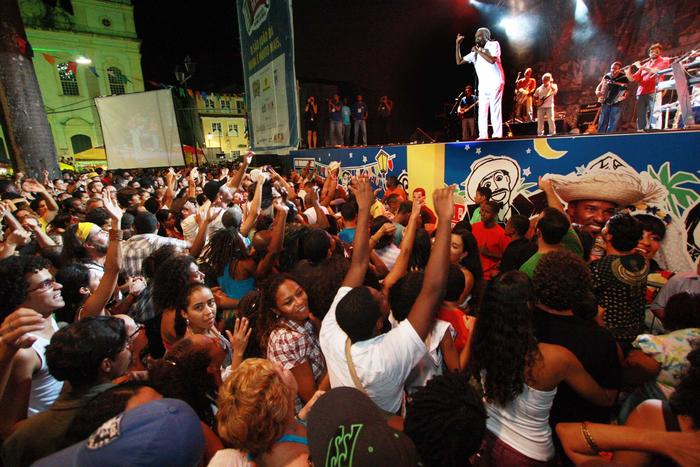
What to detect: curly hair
<box><xmin>664</xmin><ymin>293</ymin><xmax>700</xmax><ymax>331</ymax></box>
<box><xmin>295</xmin><ymin>254</ymin><xmax>349</xmax><ymax>321</ymax></box>
<box><xmin>669</xmin><ymin>348</ymin><xmax>700</xmax><ymax>427</ymax></box>
<box><xmin>0</xmin><ymin>255</ymin><xmax>50</xmax><ymax>320</ymax></box>
<box><xmin>149</xmin><ymin>337</ymin><xmax>218</xmax><ymax>428</ymax></box>
<box><xmin>141</xmin><ymin>244</ymin><xmax>178</xmax><ymax>280</ymax></box>
<box><xmin>60</xmin><ymin>224</ymin><xmax>91</xmax><ymax>266</ymax></box>
<box><xmin>404</xmin><ymin>373</ymin><xmax>487</xmax><ymax>467</ymax></box>
<box><xmin>46</xmin><ymin>316</ymin><xmax>126</xmax><ymax>387</ymax></box>
<box><xmin>236</xmin><ymin>289</ymin><xmax>264</xmax><ymax>359</ymax></box>
<box><xmin>55</xmin><ymin>263</ymin><xmax>91</xmax><ymax>324</ymax></box>
<box><xmin>256</xmin><ymin>274</ymin><xmax>303</xmax><ymax>353</ymax></box>
<box><xmin>471</xmin><ymin>271</ymin><xmax>540</xmax><ymax>406</ymax></box>
<box><xmin>606</xmin><ymin>212</ymin><xmax>643</xmax><ymax>252</ymax></box>
<box><xmin>152</xmin><ymin>255</ymin><xmax>199</xmax><ymax>314</ymax></box>
<box><xmin>217</xmin><ymin>358</ymin><xmax>294</xmax><ymax>456</ymax></box>
<box><xmin>201</xmin><ymin>227</ymin><xmax>249</xmax><ymax>277</ymax></box>
<box><xmin>532</xmin><ymin>250</ymin><xmax>592</xmax><ymax>311</ymax></box>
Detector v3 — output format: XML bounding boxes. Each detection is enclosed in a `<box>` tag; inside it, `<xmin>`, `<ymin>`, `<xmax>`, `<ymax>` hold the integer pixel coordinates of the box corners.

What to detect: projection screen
<box><xmin>95</xmin><ymin>89</ymin><xmax>185</xmax><ymax>169</ymax></box>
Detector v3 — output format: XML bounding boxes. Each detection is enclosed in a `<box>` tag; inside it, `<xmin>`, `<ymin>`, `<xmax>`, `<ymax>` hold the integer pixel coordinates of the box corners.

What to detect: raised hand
<box><xmin>21</xmin><ymin>179</ymin><xmax>46</xmax><ymax>194</ymax></box>
<box><xmin>538</xmin><ymin>175</ymin><xmax>553</xmax><ymax>193</ymax></box>
<box><xmin>433</xmin><ymin>185</ymin><xmax>456</xmax><ymax>220</ymax></box>
<box><xmin>101</xmin><ymin>190</ymin><xmax>123</xmax><ymax>223</ymax></box>
<box><xmin>220</xmin><ymin>167</ymin><xmax>229</xmax><ymax>178</ymax></box>
<box><xmin>456</xmin><ymin>34</ymin><xmax>464</xmax><ymax>45</ymax></box>
<box><xmin>411</xmin><ymin>193</ymin><xmax>425</xmax><ymax>219</ymax></box>
<box><xmin>225</xmin><ymin>317</ymin><xmax>251</xmax><ymax>358</ymax></box>
<box><xmin>0</xmin><ymin>308</ymin><xmax>44</xmax><ymax>351</ymax></box>
<box><xmin>244</xmin><ymin>151</ymin><xmax>254</xmax><ymax>166</ymax></box>
<box><xmin>350</xmin><ymin>174</ymin><xmax>373</xmax><ymax>210</ymax></box>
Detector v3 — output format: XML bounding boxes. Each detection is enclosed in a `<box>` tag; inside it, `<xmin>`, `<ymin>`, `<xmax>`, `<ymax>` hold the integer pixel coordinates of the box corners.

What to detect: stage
<box><xmin>290</xmin><ymin>129</ymin><xmax>700</xmax><ymax>270</ymax></box>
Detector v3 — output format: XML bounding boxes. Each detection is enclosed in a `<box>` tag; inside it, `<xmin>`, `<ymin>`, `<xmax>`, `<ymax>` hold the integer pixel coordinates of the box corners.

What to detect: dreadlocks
<box><xmin>201</xmin><ymin>226</ymin><xmax>249</xmax><ymax>277</ymax></box>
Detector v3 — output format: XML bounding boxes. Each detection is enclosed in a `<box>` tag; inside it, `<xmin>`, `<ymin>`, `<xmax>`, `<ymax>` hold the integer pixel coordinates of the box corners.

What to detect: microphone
<box><xmin>455</xmin><ymin>91</ymin><xmax>464</xmax><ymax>100</ymax></box>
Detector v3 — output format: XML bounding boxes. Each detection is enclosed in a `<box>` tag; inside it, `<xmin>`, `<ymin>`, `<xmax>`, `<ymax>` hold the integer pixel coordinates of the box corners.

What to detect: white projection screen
<box><xmin>95</xmin><ymin>89</ymin><xmax>185</xmax><ymax>169</ymax></box>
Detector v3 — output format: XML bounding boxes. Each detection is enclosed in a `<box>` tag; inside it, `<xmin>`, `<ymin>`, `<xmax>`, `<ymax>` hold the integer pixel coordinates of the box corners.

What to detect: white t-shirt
<box><xmin>534</xmin><ymin>83</ymin><xmax>558</xmax><ymax>109</ymax></box>
<box><xmin>320</xmin><ymin>286</ymin><xmax>427</xmax><ymax>413</ymax></box>
<box><xmin>303</xmin><ymin>205</ymin><xmax>329</xmax><ymax>225</ymax></box>
<box><xmin>464</xmin><ymin>40</ymin><xmax>505</xmax><ymax>91</ymax></box>
<box><xmin>180</xmin><ymin>215</ymin><xmax>199</xmax><ymax>243</ymax></box>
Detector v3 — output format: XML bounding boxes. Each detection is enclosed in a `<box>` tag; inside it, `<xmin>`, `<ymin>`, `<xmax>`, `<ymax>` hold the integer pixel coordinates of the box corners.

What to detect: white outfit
<box><xmin>180</xmin><ymin>215</ymin><xmax>199</xmax><ymax>243</ymax></box>
<box><xmin>207</xmin><ymin>449</ymin><xmax>250</xmax><ymax>467</ymax></box>
<box><xmin>320</xmin><ymin>287</ymin><xmax>427</xmax><ymax>413</ymax></box>
<box><xmin>404</xmin><ymin>320</ymin><xmax>454</xmax><ymax>394</ymax></box>
<box><xmin>303</xmin><ymin>205</ymin><xmax>329</xmax><ymax>225</ymax></box>
<box><xmin>375</xmin><ymin>243</ymin><xmax>400</xmax><ymax>271</ymax></box>
<box><xmin>485</xmin><ymin>382</ymin><xmax>558</xmax><ymax>461</ymax></box>
<box><xmin>27</xmin><ymin>317</ymin><xmax>64</xmax><ymax>416</ymax></box>
<box><xmin>534</xmin><ymin>83</ymin><xmax>558</xmax><ymax>136</ymax></box>
<box><xmin>464</xmin><ymin>40</ymin><xmax>505</xmax><ymax>139</ymax></box>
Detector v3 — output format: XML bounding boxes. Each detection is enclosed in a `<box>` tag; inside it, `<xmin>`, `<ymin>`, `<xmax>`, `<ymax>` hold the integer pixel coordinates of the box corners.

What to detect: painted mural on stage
<box><xmin>445</xmin><ymin>131</ymin><xmax>700</xmax><ymax>270</ymax></box>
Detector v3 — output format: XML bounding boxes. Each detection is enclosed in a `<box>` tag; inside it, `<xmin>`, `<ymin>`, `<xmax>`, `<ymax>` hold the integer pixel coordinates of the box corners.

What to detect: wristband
<box><xmin>581</xmin><ymin>422</ymin><xmax>600</xmax><ymax>454</ymax></box>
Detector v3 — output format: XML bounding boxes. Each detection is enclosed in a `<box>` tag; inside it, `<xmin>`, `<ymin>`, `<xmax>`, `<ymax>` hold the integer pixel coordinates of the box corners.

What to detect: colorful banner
<box><xmin>236</xmin><ymin>0</ymin><xmax>299</xmax><ymax>152</ymax></box>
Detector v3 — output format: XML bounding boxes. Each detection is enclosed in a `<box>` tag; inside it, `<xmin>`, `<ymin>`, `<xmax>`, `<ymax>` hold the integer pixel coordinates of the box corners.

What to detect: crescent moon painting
<box><xmin>533</xmin><ymin>138</ymin><xmax>568</xmax><ymax>159</ymax></box>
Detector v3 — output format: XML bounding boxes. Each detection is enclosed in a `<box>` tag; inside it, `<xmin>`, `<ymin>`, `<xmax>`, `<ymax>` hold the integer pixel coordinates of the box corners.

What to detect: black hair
<box><xmin>324</xmin><ymin>214</ymin><xmax>338</xmax><ymax>235</ymax></box>
<box><xmin>174</xmin><ymin>283</ymin><xmax>211</xmax><ymax>338</ymax></box>
<box><xmin>533</xmin><ymin>251</ymin><xmax>592</xmax><ymax>311</ymax></box>
<box><xmin>389</xmin><ymin>272</ymin><xmax>424</xmax><ymax>322</ymax></box>
<box><xmin>50</xmin><ymin>212</ymin><xmax>73</xmax><ymax>230</ymax></box>
<box><xmin>340</xmin><ymin>201</ymin><xmax>357</xmax><ymax>221</ymax></box>
<box><xmin>196</xmin><ymin>193</ymin><xmax>208</xmax><ymax>206</ymax></box>
<box><xmin>471</xmin><ymin>271</ymin><xmax>539</xmax><ymax>406</ymax></box>
<box><xmin>55</xmin><ymin>263</ymin><xmax>91</xmax><ymax>324</ymax></box>
<box><xmin>404</xmin><ymin>373</ymin><xmax>487</xmax><ymax>467</ymax></box>
<box><xmin>408</xmin><ymin>228</ymin><xmax>431</xmax><ymax>271</ymax></box>
<box><xmin>46</xmin><ymin>316</ymin><xmax>126</xmax><ymax>387</ymax></box>
<box><xmin>116</xmin><ymin>187</ymin><xmax>139</xmax><ymax>208</ymax></box>
<box><xmin>606</xmin><ymin>212</ymin><xmax>643</xmax><ymax>252</ymax></box>
<box><xmin>85</xmin><ymin>207</ymin><xmax>111</xmax><ymax>229</ymax></box>
<box><xmin>142</xmin><ymin>244</ymin><xmax>178</xmax><ymax>279</ymax></box>
<box><xmin>669</xmin><ymin>348</ymin><xmax>700</xmax><ymax>427</ymax></box>
<box><xmin>633</xmin><ymin>213</ymin><xmax>666</xmax><ymax>241</ymax></box>
<box><xmin>201</xmin><ymin>227</ymin><xmax>249</xmax><ymax>277</ymax></box>
<box><xmin>445</xmin><ymin>264</ymin><xmax>466</xmax><ymax>302</ymax></box>
<box><xmin>483</xmin><ymin>200</ymin><xmax>500</xmax><ymax>216</ymax></box>
<box><xmin>256</xmin><ymin>274</ymin><xmax>306</xmax><ymax>352</ymax></box>
<box><xmin>452</xmin><ymin>227</ymin><xmax>483</xmax><ymax>284</ymax></box>
<box><xmin>203</xmin><ymin>181</ymin><xmax>222</xmax><ymax>202</ymax></box>
<box><xmin>663</xmin><ymin>293</ymin><xmax>700</xmax><ymax>331</ymax></box>
<box><xmin>302</xmin><ymin>228</ymin><xmax>331</xmax><ymax>264</ymax></box>
<box><xmin>64</xmin><ymin>382</ymin><xmax>156</xmax><ymax>446</ymax></box>
<box><xmin>121</xmin><ymin>211</ymin><xmax>135</xmax><ymax>230</ymax></box>
<box><xmin>295</xmin><ymin>254</ymin><xmax>349</xmax><ymax>321</ymax></box>
<box><xmin>144</xmin><ymin>197</ymin><xmax>160</xmax><ymax>214</ymax></box>
<box><xmin>29</xmin><ymin>197</ymin><xmax>45</xmax><ymax>213</ymax></box>
<box><xmin>476</xmin><ymin>186</ymin><xmax>492</xmax><ymax>200</ymax></box>
<box><xmin>509</xmin><ymin>214</ymin><xmax>530</xmax><ymax>238</ymax></box>
<box><xmin>537</xmin><ymin>207</ymin><xmax>570</xmax><ymax>245</ymax></box>
<box><xmin>38</xmin><ymin>246</ymin><xmax>63</xmax><ymax>271</ymax></box>
<box><xmin>572</xmin><ymin>224</ymin><xmax>594</xmax><ymax>262</ymax></box>
<box><xmin>370</xmin><ymin>215</ymin><xmax>393</xmax><ymax>250</ymax></box>
<box><xmin>134</xmin><ymin>211</ymin><xmax>158</xmax><ymax>235</ymax></box>
<box><xmin>0</xmin><ymin>256</ymin><xmax>51</xmax><ymax>320</ymax></box>
<box><xmin>336</xmin><ymin>286</ymin><xmax>382</xmax><ymax>343</ymax></box>
<box><xmin>398</xmin><ymin>201</ymin><xmax>412</xmax><ymax>216</ymax></box>
<box><xmin>152</xmin><ymin>255</ymin><xmax>200</xmax><ymax>313</ymax></box>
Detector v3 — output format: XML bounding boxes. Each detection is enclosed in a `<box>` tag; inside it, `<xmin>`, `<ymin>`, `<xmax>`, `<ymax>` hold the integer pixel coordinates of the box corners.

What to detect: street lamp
<box><xmin>175</xmin><ymin>56</ymin><xmax>199</xmax><ymax>165</ymax></box>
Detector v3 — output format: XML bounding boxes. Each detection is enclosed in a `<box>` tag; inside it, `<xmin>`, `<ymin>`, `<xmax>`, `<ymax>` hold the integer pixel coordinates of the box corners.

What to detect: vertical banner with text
<box><xmin>236</xmin><ymin>0</ymin><xmax>299</xmax><ymax>153</ymax></box>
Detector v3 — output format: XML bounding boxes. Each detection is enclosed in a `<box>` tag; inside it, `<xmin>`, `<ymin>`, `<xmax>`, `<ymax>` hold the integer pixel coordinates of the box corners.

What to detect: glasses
<box><xmin>127</xmin><ymin>324</ymin><xmax>144</xmax><ymax>347</ymax></box>
<box><xmin>27</xmin><ymin>279</ymin><xmax>57</xmax><ymax>293</ymax></box>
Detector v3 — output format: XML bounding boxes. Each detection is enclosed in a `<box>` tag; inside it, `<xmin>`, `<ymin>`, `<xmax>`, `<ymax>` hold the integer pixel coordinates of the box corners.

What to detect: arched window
<box><xmin>71</xmin><ymin>134</ymin><xmax>92</xmax><ymax>154</ymax></box>
<box><xmin>57</xmin><ymin>62</ymin><xmax>79</xmax><ymax>96</ymax></box>
<box><xmin>107</xmin><ymin>67</ymin><xmax>126</xmax><ymax>95</ymax></box>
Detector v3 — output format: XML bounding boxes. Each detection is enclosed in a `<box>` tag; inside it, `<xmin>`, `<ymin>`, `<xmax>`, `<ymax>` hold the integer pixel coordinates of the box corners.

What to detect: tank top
<box><xmin>28</xmin><ymin>317</ymin><xmax>64</xmax><ymax>416</ymax></box>
<box><xmin>218</xmin><ymin>262</ymin><xmax>256</xmax><ymax>300</ymax></box>
<box><xmin>485</xmin><ymin>383</ymin><xmax>558</xmax><ymax>462</ymax></box>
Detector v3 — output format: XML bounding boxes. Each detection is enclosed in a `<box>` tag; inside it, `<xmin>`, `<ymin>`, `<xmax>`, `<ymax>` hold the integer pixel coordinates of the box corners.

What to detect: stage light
<box><xmin>76</xmin><ymin>56</ymin><xmax>92</xmax><ymax>64</ymax></box>
<box><xmin>498</xmin><ymin>14</ymin><xmax>538</xmax><ymax>48</ymax></box>
<box><xmin>574</xmin><ymin>0</ymin><xmax>589</xmax><ymax>23</ymax></box>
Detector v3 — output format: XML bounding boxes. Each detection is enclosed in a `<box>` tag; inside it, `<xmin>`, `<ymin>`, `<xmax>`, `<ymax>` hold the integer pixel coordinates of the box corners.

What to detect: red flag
<box><xmin>186</xmin><ymin>89</ymin><xmax>194</xmax><ymax>97</ymax></box>
<box><xmin>66</xmin><ymin>61</ymin><xmax>78</xmax><ymax>75</ymax></box>
<box><xmin>42</xmin><ymin>53</ymin><xmax>56</xmax><ymax>64</ymax></box>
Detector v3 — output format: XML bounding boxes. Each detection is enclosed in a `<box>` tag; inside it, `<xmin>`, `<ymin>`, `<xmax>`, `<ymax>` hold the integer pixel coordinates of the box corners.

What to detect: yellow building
<box><xmin>196</xmin><ymin>92</ymin><xmax>249</xmax><ymax>161</ymax></box>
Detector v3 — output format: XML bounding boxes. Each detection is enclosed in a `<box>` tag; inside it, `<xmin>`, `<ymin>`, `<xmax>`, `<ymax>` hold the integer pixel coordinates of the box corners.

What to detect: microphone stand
<box><xmin>507</xmin><ymin>71</ymin><xmax>522</xmax><ymax>124</ymax></box>
<box><xmin>450</xmin><ymin>91</ymin><xmax>463</xmax><ymax>115</ymax></box>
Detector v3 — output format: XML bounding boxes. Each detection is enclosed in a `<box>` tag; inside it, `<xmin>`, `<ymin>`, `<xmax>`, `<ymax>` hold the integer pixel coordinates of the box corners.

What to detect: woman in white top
<box><xmin>471</xmin><ymin>271</ymin><xmax>617</xmax><ymax>465</ymax></box>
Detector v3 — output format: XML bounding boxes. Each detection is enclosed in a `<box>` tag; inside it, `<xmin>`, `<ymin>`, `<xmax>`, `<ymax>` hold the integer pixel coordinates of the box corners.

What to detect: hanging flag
<box><xmin>15</xmin><ymin>34</ymin><xmax>28</xmax><ymax>55</ymax></box>
<box><xmin>88</xmin><ymin>66</ymin><xmax>99</xmax><ymax>77</ymax></box>
<box><xmin>66</xmin><ymin>61</ymin><xmax>78</xmax><ymax>75</ymax></box>
<box><xmin>186</xmin><ymin>89</ymin><xmax>194</xmax><ymax>97</ymax></box>
<box><xmin>42</xmin><ymin>53</ymin><xmax>56</xmax><ymax>64</ymax></box>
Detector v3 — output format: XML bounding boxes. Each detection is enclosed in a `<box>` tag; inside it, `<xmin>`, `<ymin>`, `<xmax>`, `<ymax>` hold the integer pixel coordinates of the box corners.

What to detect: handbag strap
<box><xmin>345</xmin><ymin>337</ymin><xmax>367</xmax><ymax>394</ymax></box>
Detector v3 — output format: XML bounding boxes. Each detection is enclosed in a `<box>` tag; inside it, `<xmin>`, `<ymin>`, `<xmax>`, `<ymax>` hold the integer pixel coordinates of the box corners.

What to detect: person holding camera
<box><xmin>377</xmin><ymin>95</ymin><xmax>393</xmax><ymax>144</ymax></box>
<box><xmin>304</xmin><ymin>96</ymin><xmax>318</xmax><ymax>148</ymax></box>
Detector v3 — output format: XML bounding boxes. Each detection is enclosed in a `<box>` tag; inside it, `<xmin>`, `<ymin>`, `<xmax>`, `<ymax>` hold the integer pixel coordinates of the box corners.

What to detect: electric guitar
<box><xmin>457</xmin><ymin>99</ymin><xmax>478</xmax><ymax>118</ymax></box>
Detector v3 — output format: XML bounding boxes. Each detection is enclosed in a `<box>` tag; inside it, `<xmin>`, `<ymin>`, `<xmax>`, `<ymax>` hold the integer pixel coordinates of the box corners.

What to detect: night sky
<box><xmin>132</xmin><ymin>0</ymin><xmax>526</xmax><ymax>142</ymax></box>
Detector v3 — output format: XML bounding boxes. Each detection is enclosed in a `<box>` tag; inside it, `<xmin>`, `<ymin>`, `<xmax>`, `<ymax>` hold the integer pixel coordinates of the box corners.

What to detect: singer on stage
<box><xmin>456</xmin><ymin>27</ymin><xmax>505</xmax><ymax>139</ymax></box>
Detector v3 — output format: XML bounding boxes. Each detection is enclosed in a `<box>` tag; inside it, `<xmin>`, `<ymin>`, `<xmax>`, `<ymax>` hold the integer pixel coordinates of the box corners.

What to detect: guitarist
<box><xmin>458</xmin><ymin>85</ymin><xmax>477</xmax><ymax>140</ymax></box>
<box><xmin>514</xmin><ymin>68</ymin><xmax>537</xmax><ymax>122</ymax></box>
<box><xmin>533</xmin><ymin>73</ymin><xmax>558</xmax><ymax>136</ymax></box>
<box><xmin>595</xmin><ymin>61</ymin><xmax>629</xmax><ymax>133</ymax></box>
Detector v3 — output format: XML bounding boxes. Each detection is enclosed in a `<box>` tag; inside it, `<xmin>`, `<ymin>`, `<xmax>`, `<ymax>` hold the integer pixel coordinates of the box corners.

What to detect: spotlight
<box><xmin>76</xmin><ymin>56</ymin><xmax>92</xmax><ymax>64</ymax></box>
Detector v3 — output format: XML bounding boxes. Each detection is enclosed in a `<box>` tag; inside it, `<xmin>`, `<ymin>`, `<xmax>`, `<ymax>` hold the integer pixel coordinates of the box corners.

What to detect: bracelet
<box><xmin>581</xmin><ymin>422</ymin><xmax>601</xmax><ymax>454</ymax></box>
<box><xmin>109</xmin><ymin>229</ymin><xmax>123</xmax><ymax>241</ymax></box>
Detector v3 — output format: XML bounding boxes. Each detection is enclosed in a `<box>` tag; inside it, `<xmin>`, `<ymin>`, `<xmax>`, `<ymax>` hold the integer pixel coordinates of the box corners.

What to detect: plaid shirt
<box><xmin>267</xmin><ymin>318</ymin><xmax>325</xmax><ymax>412</ymax></box>
<box><xmin>122</xmin><ymin>234</ymin><xmax>190</xmax><ymax>277</ymax></box>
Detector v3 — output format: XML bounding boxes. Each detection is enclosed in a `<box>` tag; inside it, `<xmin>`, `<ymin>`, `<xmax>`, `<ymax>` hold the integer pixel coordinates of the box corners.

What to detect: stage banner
<box><xmin>236</xmin><ymin>0</ymin><xmax>300</xmax><ymax>153</ymax></box>
<box><xmin>291</xmin><ymin>146</ymin><xmax>408</xmax><ymax>195</ymax></box>
<box><xmin>444</xmin><ymin>131</ymin><xmax>700</xmax><ymax>271</ymax></box>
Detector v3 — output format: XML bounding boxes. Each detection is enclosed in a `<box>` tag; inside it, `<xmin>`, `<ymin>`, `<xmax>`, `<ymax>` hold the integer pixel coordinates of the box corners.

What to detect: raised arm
<box><xmin>539</xmin><ymin>176</ymin><xmax>565</xmax><ymax>213</ymax></box>
<box><xmin>226</xmin><ymin>151</ymin><xmax>253</xmax><ymax>191</ymax></box>
<box><xmin>163</xmin><ymin>168</ymin><xmax>176</xmax><ymax>209</ymax></box>
<box><xmin>190</xmin><ymin>203</ymin><xmax>220</xmax><ymax>259</ymax></box>
<box><xmin>407</xmin><ymin>185</ymin><xmax>455</xmax><ymax>340</ymax></box>
<box><xmin>79</xmin><ymin>191</ymin><xmax>123</xmax><ymax>318</ymax></box>
<box><xmin>240</xmin><ymin>179</ymin><xmax>263</xmax><ymax>237</ymax></box>
<box><xmin>383</xmin><ymin>196</ymin><xmax>423</xmax><ymax>292</ymax></box>
<box><xmin>455</xmin><ymin>34</ymin><xmax>466</xmax><ymax>65</ymax></box>
<box><xmin>254</xmin><ymin>203</ymin><xmax>287</xmax><ymax>279</ymax></box>
<box><xmin>342</xmin><ymin>175</ymin><xmax>372</xmax><ymax>288</ymax></box>
<box><xmin>23</xmin><ymin>179</ymin><xmax>59</xmax><ymax>223</ymax></box>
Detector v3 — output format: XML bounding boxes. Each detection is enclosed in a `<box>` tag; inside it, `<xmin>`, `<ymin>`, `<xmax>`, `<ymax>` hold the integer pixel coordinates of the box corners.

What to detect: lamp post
<box><xmin>175</xmin><ymin>56</ymin><xmax>199</xmax><ymax>166</ymax></box>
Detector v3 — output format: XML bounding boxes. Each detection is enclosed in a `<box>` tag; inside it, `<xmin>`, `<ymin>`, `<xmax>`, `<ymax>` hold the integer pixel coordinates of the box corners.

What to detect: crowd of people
<box><xmin>0</xmin><ymin>154</ymin><xmax>699</xmax><ymax>466</ymax></box>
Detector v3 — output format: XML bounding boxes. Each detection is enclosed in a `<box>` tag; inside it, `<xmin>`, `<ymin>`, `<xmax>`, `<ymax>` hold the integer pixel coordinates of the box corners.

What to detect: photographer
<box><xmin>304</xmin><ymin>96</ymin><xmax>318</xmax><ymax>148</ymax></box>
<box><xmin>377</xmin><ymin>95</ymin><xmax>393</xmax><ymax>144</ymax></box>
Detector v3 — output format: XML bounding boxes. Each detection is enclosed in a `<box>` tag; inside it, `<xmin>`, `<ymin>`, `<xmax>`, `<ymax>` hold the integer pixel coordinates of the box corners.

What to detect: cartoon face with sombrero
<box><xmin>463</xmin><ymin>156</ymin><xmax>520</xmax><ymax>214</ymax></box>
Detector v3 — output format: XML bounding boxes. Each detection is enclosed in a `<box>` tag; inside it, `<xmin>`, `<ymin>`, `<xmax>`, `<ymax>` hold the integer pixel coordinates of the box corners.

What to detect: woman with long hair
<box><xmin>450</xmin><ymin>226</ymin><xmax>483</xmax><ymax>310</ymax></box>
<box><xmin>256</xmin><ymin>274</ymin><xmax>326</xmax><ymax>413</ymax></box>
<box><xmin>471</xmin><ymin>271</ymin><xmax>617</xmax><ymax>465</ymax></box>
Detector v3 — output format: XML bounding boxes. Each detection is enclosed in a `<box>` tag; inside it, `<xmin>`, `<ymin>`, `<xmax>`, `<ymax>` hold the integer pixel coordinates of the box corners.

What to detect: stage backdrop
<box><xmin>294</xmin><ymin>131</ymin><xmax>700</xmax><ymax>271</ymax></box>
<box><xmin>95</xmin><ymin>89</ymin><xmax>184</xmax><ymax>169</ymax></box>
<box><xmin>236</xmin><ymin>0</ymin><xmax>300</xmax><ymax>153</ymax></box>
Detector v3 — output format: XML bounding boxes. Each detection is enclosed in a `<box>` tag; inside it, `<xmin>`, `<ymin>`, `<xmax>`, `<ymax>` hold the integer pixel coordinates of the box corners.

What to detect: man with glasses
<box><xmin>0</xmin><ymin>256</ymin><xmax>65</xmax><ymax>439</ymax></box>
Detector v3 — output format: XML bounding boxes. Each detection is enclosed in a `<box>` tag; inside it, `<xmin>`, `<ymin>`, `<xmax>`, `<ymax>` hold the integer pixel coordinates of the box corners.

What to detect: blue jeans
<box><xmin>353</xmin><ymin>120</ymin><xmax>367</xmax><ymax>145</ymax></box>
<box><xmin>597</xmin><ymin>103</ymin><xmax>622</xmax><ymax>133</ymax></box>
<box><xmin>636</xmin><ymin>93</ymin><xmax>655</xmax><ymax>130</ymax></box>
<box><xmin>329</xmin><ymin>120</ymin><xmax>343</xmax><ymax>146</ymax></box>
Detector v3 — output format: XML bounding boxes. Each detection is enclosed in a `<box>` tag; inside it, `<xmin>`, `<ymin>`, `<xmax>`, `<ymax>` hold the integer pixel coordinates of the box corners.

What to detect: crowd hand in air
<box><xmin>101</xmin><ymin>190</ymin><xmax>123</xmax><ymax>223</ymax></box>
<box><xmin>411</xmin><ymin>192</ymin><xmax>425</xmax><ymax>219</ymax></box>
<box><xmin>126</xmin><ymin>276</ymin><xmax>147</xmax><ymax>297</ymax></box>
<box><xmin>21</xmin><ymin>178</ymin><xmax>48</xmax><ymax>195</ymax></box>
<box><xmin>0</xmin><ymin>308</ymin><xmax>44</xmax><ymax>353</ymax></box>
<box><xmin>433</xmin><ymin>184</ymin><xmax>456</xmax><ymax>221</ymax></box>
<box><xmin>225</xmin><ymin>317</ymin><xmax>251</xmax><ymax>359</ymax></box>
<box><xmin>350</xmin><ymin>174</ymin><xmax>373</xmax><ymax>210</ymax></box>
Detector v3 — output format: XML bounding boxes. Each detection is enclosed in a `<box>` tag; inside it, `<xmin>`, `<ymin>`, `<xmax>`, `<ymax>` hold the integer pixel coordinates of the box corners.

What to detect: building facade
<box><xmin>196</xmin><ymin>92</ymin><xmax>249</xmax><ymax>161</ymax></box>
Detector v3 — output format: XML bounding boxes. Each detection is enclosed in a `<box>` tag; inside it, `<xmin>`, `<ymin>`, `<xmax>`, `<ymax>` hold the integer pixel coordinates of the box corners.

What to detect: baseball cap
<box><xmin>221</xmin><ymin>206</ymin><xmax>244</xmax><ymax>229</ymax></box>
<box><xmin>31</xmin><ymin>399</ymin><xmax>204</xmax><ymax>467</ymax></box>
<box><xmin>307</xmin><ymin>387</ymin><xmax>418</xmax><ymax>467</ymax></box>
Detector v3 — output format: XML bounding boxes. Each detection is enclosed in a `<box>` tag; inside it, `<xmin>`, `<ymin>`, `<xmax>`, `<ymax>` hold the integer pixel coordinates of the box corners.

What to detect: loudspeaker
<box><xmin>508</xmin><ymin>119</ymin><xmax>569</xmax><ymax>136</ymax></box>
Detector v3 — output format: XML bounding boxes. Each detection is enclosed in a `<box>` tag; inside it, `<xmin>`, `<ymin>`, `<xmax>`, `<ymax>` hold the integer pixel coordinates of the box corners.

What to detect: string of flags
<box><xmin>39</xmin><ymin>51</ymin><xmax>242</xmax><ymax>101</ymax></box>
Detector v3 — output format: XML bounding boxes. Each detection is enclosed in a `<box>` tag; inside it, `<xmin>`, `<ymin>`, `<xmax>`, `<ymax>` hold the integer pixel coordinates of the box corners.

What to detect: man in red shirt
<box><xmin>625</xmin><ymin>43</ymin><xmax>670</xmax><ymax>130</ymax></box>
<box><xmin>471</xmin><ymin>200</ymin><xmax>509</xmax><ymax>279</ymax></box>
